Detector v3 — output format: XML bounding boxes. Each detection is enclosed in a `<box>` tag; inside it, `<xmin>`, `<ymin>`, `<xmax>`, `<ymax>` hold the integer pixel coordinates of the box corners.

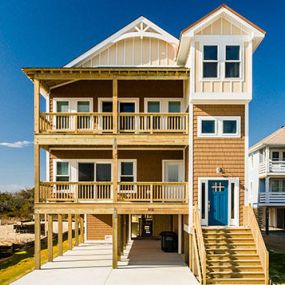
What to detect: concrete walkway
<box><xmin>13</xmin><ymin>240</ymin><xmax>198</xmax><ymax>285</ymax></box>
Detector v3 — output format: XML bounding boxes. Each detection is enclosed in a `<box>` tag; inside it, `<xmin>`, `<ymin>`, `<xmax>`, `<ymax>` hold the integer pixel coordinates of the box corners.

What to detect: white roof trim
<box><xmin>65</xmin><ymin>16</ymin><xmax>178</xmax><ymax>67</ymax></box>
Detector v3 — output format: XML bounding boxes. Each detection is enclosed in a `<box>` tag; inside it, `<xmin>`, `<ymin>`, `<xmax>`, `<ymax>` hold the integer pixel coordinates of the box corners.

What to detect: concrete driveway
<box><xmin>13</xmin><ymin>240</ymin><xmax>198</xmax><ymax>285</ymax></box>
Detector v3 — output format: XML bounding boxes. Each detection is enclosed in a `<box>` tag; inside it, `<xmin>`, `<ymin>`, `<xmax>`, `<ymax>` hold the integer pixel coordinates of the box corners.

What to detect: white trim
<box><xmin>198</xmin><ymin>116</ymin><xmax>241</xmax><ymax>138</ymax></box>
<box><xmin>198</xmin><ymin>177</ymin><xmax>239</xmax><ymax>226</ymax></box>
<box><xmin>190</xmin><ymin>92</ymin><xmax>251</xmax><ymax>103</ymax></box>
<box><xmin>244</xmin><ymin>103</ymin><xmax>249</xmax><ymax>205</ymax></box>
<box><xmin>52</xmin><ymin>97</ymin><xmax>93</xmax><ymax>113</ymax></box>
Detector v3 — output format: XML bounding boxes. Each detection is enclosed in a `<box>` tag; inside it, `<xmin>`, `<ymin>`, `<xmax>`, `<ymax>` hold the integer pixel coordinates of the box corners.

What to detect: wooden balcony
<box><xmin>39</xmin><ymin>112</ymin><xmax>188</xmax><ymax>134</ymax></box>
<box><xmin>39</xmin><ymin>181</ymin><xmax>188</xmax><ymax>204</ymax></box>
<box><xmin>259</xmin><ymin>192</ymin><xmax>285</xmax><ymax>205</ymax></box>
<box><xmin>259</xmin><ymin>161</ymin><xmax>285</xmax><ymax>176</ymax></box>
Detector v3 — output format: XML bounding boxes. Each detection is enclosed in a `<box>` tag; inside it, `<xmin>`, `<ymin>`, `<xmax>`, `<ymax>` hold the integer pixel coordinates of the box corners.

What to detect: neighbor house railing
<box><xmin>259</xmin><ymin>192</ymin><xmax>285</xmax><ymax>204</ymax></box>
<box><xmin>243</xmin><ymin>205</ymin><xmax>269</xmax><ymax>285</ymax></box>
<box><xmin>191</xmin><ymin>204</ymin><xmax>206</xmax><ymax>285</ymax></box>
<box><xmin>39</xmin><ymin>112</ymin><xmax>188</xmax><ymax>134</ymax></box>
<box><xmin>259</xmin><ymin>160</ymin><xmax>285</xmax><ymax>175</ymax></box>
<box><xmin>39</xmin><ymin>181</ymin><xmax>188</xmax><ymax>203</ymax></box>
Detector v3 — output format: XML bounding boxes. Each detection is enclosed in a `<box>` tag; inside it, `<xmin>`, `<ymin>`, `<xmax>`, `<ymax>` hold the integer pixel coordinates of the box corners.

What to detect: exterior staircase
<box><xmin>203</xmin><ymin>227</ymin><xmax>266</xmax><ymax>284</ymax></box>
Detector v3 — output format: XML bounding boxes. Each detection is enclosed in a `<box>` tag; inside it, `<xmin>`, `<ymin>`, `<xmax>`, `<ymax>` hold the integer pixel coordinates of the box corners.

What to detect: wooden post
<box><xmin>118</xmin><ymin>215</ymin><xmax>122</xmax><ymax>258</ymax></box>
<box><xmin>178</xmin><ymin>214</ymin><xmax>182</xmax><ymax>254</ymax></box>
<box><xmin>68</xmin><ymin>214</ymin><xmax>73</xmax><ymax>250</ymax></box>
<box><xmin>75</xmin><ymin>214</ymin><xmax>79</xmax><ymax>246</ymax></box>
<box><xmin>113</xmin><ymin>139</ymin><xmax>118</xmax><ymax>202</ymax></box>
<box><xmin>34</xmin><ymin>79</ymin><xmax>40</xmax><ymax>134</ymax></box>
<box><xmin>34</xmin><ymin>143</ymin><xmax>40</xmax><ymax>204</ymax></box>
<box><xmin>184</xmin><ymin>232</ymin><xmax>189</xmax><ymax>265</ymax></box>
<box><xmin>112</xmin><ymin>208</ymin><xmax>118</xmax><ymax>269</ymax></box>
<box><xmin>34</xmin><ymin>213</ymin><xmax>41</xmax><ymax>269</ymax></box>
<box><xmin>128</xmin><ymin>214</ymin><xmax>132</xmax><ymax>242</ymax></box>
<box><xmin>189</xmin><ymin>233</ymin><xmax>193</xmax><ymax>270</ymax></box>
<box><xmin>80</xmin><ymin>215</ymin><xmax>84</xmax><ymax>244</ymax></box>
<box><xmin>123</xmin><ymin>215</ymin><xmax>127</xmax><ymax>250</ymax></box>
<box><xmin>58</xmin><ymin>214</ymin><xmax>63</xmax><ymax>256</ymax></box>
<box><xmin>48</xmin><ymin>214</ymin><xmax>53</xmax><ymax>262</ymax></box>
<box><xmin>113</xmin><ymin>79</ymin><xmax>118</xmax><ymax>134</ymax></box>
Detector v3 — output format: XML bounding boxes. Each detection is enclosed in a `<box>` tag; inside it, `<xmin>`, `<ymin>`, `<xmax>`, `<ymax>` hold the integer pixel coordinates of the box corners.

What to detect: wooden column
<box><xmin>34</xmin><ymin>213</ymin><xmax>41</xmax><ymax>269</ymax></box>
<box><xmin>68</xmin><ymin>214</ymin><xmax>73</xmax><ymax>250</ymax></box>
<box><xmin>112</xmin><ymin>208</ymin><xmax>118</xmax><ymax>269</ymax></box>
<box><xmin>189</xmin><ymin>233</ymin><xmax>193</xmax><ymax>270</ymax></box>
<box><xmin>80</xmin><ymin>215</ymin><xmax>84</xmax><ymax>244</ymax></box>
<box><xmin>123</xmin><ymin>215</ymin><xmax>127</xmax><ymax>250</ymax></box>
<box><xmin>113</xmin><ymin>79</ymin><xmax>118</xmax><ymax>134</ymax></box>
<box><xmin>128</xmin><ymin>214</ymin><xmax>132</xmax><ymax>242</ymax></box>
<box><xmin>75</xmin><ymin>214</ymin><xmax>79</xmax><ymax>246</ymax></box>
<box><xmin>117</xmin><ymin>215</ymin><xmax>122</xmax><ymax>258</ymax></box>
<box><xmin>48</xmin><ymin>214</ymin><xmax>53</xmax><ymax>262</ymax></box>
<box><xmin>58</xmin><ymin>214</ymin><xmax>63</xmax><ymax>256</ymax></box>
<box><xmin>113</xmin><ymin>139</ymin><xmax>118</xmax><ymax>202</ymax></box>
<box><xmin>178</xmin><ymin>214</ymin><xmax>182</xmax><ymax>254</ymax></box>
<box><xmin>34</xmin><ymin>143</ymin><xmax>40</xmax><ymax>204</ymax></box>
<box><xmin>184</xmin><ymin>232</ymin><xmax>189</xmax><ymax>265</ymax></box>
<box><xmin>34</xmin><ymin>79</ymin><xmax>40</xmax><ymax>134</ymax></box>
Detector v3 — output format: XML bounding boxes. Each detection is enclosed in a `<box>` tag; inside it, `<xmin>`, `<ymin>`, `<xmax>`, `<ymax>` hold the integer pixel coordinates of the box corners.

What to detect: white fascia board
<box><xmin>65</xmin><ymin>16</ymin><xmax>178</xmax><ymax>67</ymax></box>
<box><xmin>190</xmin><ymin>92</ymin><xmax>252</xmax><ymax>104</ymax></box>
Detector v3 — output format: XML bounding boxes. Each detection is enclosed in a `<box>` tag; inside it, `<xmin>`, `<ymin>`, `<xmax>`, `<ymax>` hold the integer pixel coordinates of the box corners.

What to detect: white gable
<box><xmin>65</xmin><ymin>17</ymin><xmax>179</xmax><ymax>68</ymax></box>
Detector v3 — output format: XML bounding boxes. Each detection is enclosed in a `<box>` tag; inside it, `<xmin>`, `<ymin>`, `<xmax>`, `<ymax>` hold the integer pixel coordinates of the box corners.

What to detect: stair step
<box><xmin>208</xmin><ymin>272</ymin><xmax>265</xmax><ymax>278</ymax></box>
<box><xmin>207</xmin><ymin>254</ymin><xmax>260</xmax><ymax>261</ymax></box>
<box><xmin>203</xmin><ymin>233</ymin><xmax>253</xmax><ymax>239</ymax></box>
<box><xmin>207</xmin><ymin>260</ymin><xmax>262</xmax><ymax>266</ymax></box>
<box><xmin>206</xmin><ymin>278</ymin><xmax>265</xmax><ymax>284</ymax></box>
<box><xmin>205</xmin><ymin>244</ymin><xmax>256</xmax><ymax>249</ymax></box>
<box><xmin>208</xmin><ymin>265</ymin><xmax>263</xmax><ymax>273</ymax></box>
<box><xmin>204</xmin><ymin>238</ymin><xmax>255</xmax><ymax>244</ymax></box>
<box><xmin>207</xmin><ymin>249</ymin><xmax>257</xmax><ymax>254</ymax></box>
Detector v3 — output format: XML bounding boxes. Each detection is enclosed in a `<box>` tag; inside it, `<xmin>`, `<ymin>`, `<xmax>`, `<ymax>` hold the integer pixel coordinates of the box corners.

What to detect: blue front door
<box><xmin>208</xmin><ymin>180</ymin><xmax>228</xmax><ymax>226</ymax></box>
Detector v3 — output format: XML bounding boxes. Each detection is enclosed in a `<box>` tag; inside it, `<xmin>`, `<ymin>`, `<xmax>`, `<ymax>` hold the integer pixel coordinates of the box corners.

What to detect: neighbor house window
<box><xmin>56</xmin><ymin>162</ymin><xmax>69</xmax><ymax>181</ymax></box>
<box><xmin>225</xmin><ymin>45</ymin><xmax>240</xmax><ymax>78</ymax></box>
<box><xmin>198</xmin><ymin>116</ymin><xmax>240</xmax><ymax>138</ymax></box>
<box><xmin>203</xmin><ymin>45</ymin><xmax>218</xmax><ymax>78</ymax></box>
<box><xmin>272</xmin><ymin>152</ymin><xmax>280</xmax><ymax>161</ymax></box>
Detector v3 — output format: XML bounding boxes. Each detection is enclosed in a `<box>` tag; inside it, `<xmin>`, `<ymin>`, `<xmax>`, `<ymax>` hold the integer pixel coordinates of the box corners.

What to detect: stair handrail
<box><xmin>193</xmin><ymin>204</ymin><xmax>207</xmax><ymax>285</ymax></box>
<box><xmin>243</xmin><ymin>205</ymin><xmax>269</xmax><ymax>285</ymax></box>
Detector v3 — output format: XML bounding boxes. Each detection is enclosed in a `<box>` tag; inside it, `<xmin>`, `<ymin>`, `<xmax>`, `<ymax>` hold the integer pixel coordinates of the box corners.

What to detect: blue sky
<box><xmin>0</xmin><ymin>0</ymin><xmax>284</xmax><ymax>192</ymax></box>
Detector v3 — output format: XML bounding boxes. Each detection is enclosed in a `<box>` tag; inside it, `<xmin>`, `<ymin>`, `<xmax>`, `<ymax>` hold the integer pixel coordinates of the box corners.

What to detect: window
<box><xmin>225</xmin><ymin>46</ymin><xmax>240</xmax><ymax>78</ymax></box>
<box><xmin>102</xmin><ymin>101</ymin><xmax>113</xmax><ymax>112</ymax></box>
<box><xmin>198</xmin><ymin>116</ymin><xmax>240</xmax><ymax>138</ymax></box>
<box><xmin>203</xmin><ymin>45</ymin><xmax>218</xmax><ymax>78</ymax></box>
<box><xmin>147</xmin><ymin>101</ymin><xmax>160</xmax><ymax>113</ymax></box>
<box><xmin>56</xmin><ymin>162</ymin><xmax>69</xmax><ymax>181</ymax></box>
<box><xmin>168</xmin><ymin>101</ymin><xmax>181</xmax><ymax>113</ymax></box>
<box><xmin>223</xmin><ymin>120</ymin><xmax>237</xmax><ymax>134</ymax></box>
<box><xmin>283</xmin><ymin>152</ymin><xmax>285</xmax><ymax>161</ymax></box>
<box><xmin>77</xmin><ymin>101</ymin><xmax>90</xmax><ymax>112</ymax></box>
<box><xmin>201</xmin><ymin>120</ymin><xmax>216</xmax><ymax>134</ymax></box>
<box><xmin>271</xmin><ymin>180</ymin><xmax>280</xmax><ymax>192</ymax></box>
<box><xmin>120</xmin><ymin>162</ymin><xmax>134</xmax><ymax>182</ymax></box>
<box><xmin>56</xmin><ymin>101</ymin><xmax>69</xmax><ymax>112</ymax></box>
<box><xmin>272</xmin><ymin>152</ymin><xmax>280</xmax><ymax>161</ymax></box>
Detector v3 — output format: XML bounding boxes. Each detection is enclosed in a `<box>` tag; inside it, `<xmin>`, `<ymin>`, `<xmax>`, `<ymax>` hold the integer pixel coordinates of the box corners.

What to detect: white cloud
<box><xmin>0</xmin><ymin>140</ymin><xmax>33</xmax><ymax>148</ymax></box>
<box><xmin>0</xmin><ymin>184</ymin><xmax>31</xmax><ymax>193</ymax></box>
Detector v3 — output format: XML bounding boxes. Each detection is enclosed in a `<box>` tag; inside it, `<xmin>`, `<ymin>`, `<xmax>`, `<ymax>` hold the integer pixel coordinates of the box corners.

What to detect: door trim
<box><xmin>198</xmin><ymin>177</ymin><xmax>239</xmax><ymax>226</ymax></box>
<box><xmin>98</xmin><ymin>97</ymin><xmax>139</xmax><ymax>113</ymax></box>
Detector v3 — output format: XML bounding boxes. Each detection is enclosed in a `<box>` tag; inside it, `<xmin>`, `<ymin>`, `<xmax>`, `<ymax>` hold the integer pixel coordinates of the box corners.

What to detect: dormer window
<box><xmin>225</xmin><ymin>45</ymin><xmax>240</xmax><ymax>78</ymax></box>
<box><xmin>203</xmin><ymin>45</ymin><xmax>218</xmax><ymax>78</ymax></box>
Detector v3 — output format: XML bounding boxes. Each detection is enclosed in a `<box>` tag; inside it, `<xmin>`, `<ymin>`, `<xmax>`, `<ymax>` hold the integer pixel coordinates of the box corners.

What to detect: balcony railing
<box><xmin>259</xmin><ymin>192</ymin><xmax>285</xmax><ymax>205</ymax></box>
<box><xmin>259</xmin><ymin>161</ymin><xmax>285</xmax><ymax>175</ymax></box>
<box><xmin>39</xmin><ymin>112</ymin><xmax>188</xmax><ymax>134</ymax></box>
<box><xmin>39</xmin><ymin>181</ymin><xmax>188</xmax><ymax>203</ymax></box>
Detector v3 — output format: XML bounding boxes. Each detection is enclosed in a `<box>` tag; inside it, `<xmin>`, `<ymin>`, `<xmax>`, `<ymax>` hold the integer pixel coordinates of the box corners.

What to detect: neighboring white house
<box><xmin>248</xmin><ymin>126</ymin><xmax>285</xmax><ymax>231</ymax></box>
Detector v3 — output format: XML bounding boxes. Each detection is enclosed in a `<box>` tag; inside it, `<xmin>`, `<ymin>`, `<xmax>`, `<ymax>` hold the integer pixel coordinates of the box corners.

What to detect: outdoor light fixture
<box><xmin>216</xmin><ymin>167</ymin><xmax>224</xmax><ymax>174</ymax></box>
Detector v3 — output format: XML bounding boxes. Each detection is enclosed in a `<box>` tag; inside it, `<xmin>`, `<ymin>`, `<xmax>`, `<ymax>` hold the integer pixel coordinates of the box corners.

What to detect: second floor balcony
<box><xmin>259</xmin><ymin>160</ymin><xmax>285</xmax><ymax>176</ymax></box>
<box><xmin>39</xmin><ymin>181</ymin><xmax>188</xmax><ymax>204</ymax></box>
<box><xmin>39</xmin><ymin>112</ymin><xmax>188</xmax><ymax>134</ymax></box>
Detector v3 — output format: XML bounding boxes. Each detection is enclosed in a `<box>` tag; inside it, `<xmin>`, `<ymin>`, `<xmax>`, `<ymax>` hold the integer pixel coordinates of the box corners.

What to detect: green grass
<box><xmin>0</xmin><ymin>238</ymin><xmax>75</xmax><ymax>285</ymax></box>
<box><xmin>269</xmin><ymin>250</ymin><xmax>285</xmax><ymax>285</ymax></box>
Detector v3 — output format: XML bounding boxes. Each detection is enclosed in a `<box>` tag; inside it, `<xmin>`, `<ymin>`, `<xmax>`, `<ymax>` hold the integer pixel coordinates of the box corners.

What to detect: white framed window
<box><xmin>55</xmin><ymin>161</ymin><xmax>70</xmax><ymax>182</ymax></box>
<box><xmin>270</xmin><ymin>150</ymin><xmax>285</xmax><ymax>161</ymax></box>
<box><xmin>201</xmin><ymin>42</ymin><xmax>243</xmax><ymax>81</ymax></box>
<box><xmin>53</xmin><ymin>98</ymin><xmax>93</xmax><ymax>113</ymax></box>
<box><xmin>225</xmin><ymin>45</ymin><xmax>241</xmax><ymax>78</ymax></box>
<box><xmin>119</xmin><ymin>160</ymin><xmax>137</xmax><ymax>182</ymax></box>
<box><xmin>144</xmin><ymin>98</ymin><xmax>183</xmax><ymax>113</ymax></box>
<box><xmin>198</xmin><ymin>116</ymin><xmax>241</xmax><ymax>138</ymax></box>
<box><xmin>203</xmin><ymin>45</ymin><xmax>219</xmax><ymax>79</ymax></box>
<box><xmin>270</xmin><ymin>179</ymin><xmax>285</xmax><ymax>192</ymax></box>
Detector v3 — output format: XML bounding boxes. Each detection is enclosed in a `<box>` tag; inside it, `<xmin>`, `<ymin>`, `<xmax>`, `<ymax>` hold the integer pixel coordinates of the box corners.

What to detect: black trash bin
<box><xmin>160</xmin><ymin>231</ymin><xmax>178</xmax><ymax>252</ymax></box>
